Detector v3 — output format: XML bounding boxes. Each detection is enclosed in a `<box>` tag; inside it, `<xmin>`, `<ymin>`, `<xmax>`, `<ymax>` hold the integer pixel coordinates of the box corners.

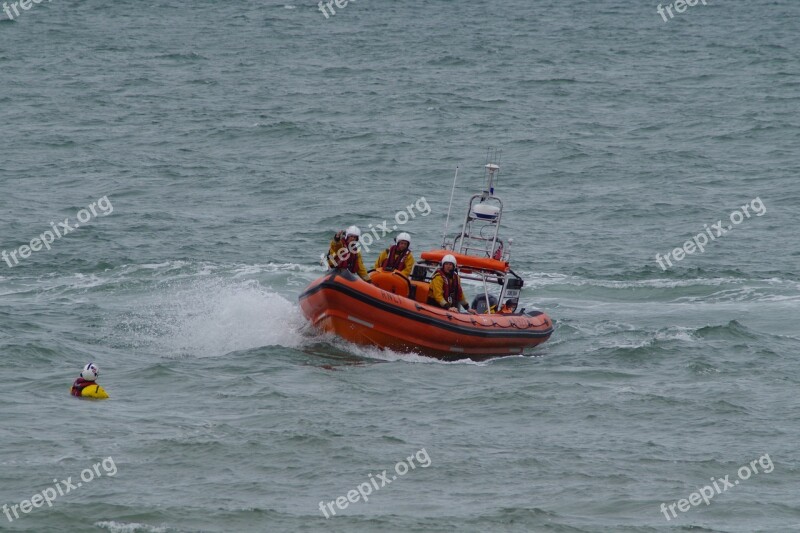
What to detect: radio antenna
<box><xmin>442</xmin><ymin>165</ymin><xmax>459</xmax><ymax>248</ymax></box>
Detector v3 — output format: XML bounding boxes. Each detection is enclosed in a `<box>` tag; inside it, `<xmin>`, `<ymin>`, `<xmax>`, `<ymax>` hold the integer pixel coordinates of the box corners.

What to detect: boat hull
<box><xmin>298</xmin><ymin>270</ymin><xmax>553</xmax><ymax>361</ymax></box>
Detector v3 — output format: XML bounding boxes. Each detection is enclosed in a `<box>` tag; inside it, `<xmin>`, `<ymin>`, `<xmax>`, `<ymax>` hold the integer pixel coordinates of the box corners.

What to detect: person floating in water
<box><xmin>70</xmin><ymin>362</ymin><xmax>109</xmax><ymax>399</ymax></box>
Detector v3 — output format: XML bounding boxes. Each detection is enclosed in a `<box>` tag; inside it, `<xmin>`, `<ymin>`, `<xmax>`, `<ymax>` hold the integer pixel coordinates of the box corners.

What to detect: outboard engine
<box><xmin>471</xmin><ymin>294</ymin><xmax>498</xmax><ymax>314</ymax></box>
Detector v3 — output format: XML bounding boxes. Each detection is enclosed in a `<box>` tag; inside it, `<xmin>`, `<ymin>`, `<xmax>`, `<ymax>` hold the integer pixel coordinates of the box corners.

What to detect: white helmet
<box><xmin>345</xmin><ymin>225</ymin><xmax>361</xmax><ymax>239</ymax></box>
<box><xmin>441</xmin><ymin>254</ymin><xmax>457</xmax><ymax>268</ymax></box>
<box><xmin>395</xmin><ymin>232</ymin><xmax>411</xmax><ymax>246</ymax></box>
<box><xmin>81</xmin><ymin>362</ymin><xmax>99</xmax><ymax>381</ymax></box>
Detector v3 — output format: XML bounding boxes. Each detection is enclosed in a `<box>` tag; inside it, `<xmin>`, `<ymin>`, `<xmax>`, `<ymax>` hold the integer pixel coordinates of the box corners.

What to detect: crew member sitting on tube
<box><xmin>428</xmin><ymin>254</ymin><xmax>477</xmax><ymax>314</ymax></box>
<box><xmin>374</xmin><ymin>232</ymin><xmax>415</xmax><ymax>277</ymax></box>
<box><xmin>327</xmin><ymin>225</ymin><xmax>370</xmax><ymax>282</ymax></box>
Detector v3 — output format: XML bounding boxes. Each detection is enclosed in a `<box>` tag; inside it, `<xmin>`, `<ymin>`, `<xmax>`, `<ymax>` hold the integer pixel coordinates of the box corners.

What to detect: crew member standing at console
<box><xmin>326</xmin><ymin>226</ymin><xmax>370</xmax><ymax>282</ymax></box>
<box><xmin>374</xmin><ymin>232</ymin><xmax>415</xmax><ymax>277</ymax></box>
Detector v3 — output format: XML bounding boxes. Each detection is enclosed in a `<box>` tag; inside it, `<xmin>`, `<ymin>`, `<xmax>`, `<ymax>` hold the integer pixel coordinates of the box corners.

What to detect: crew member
<box><xmin>428</xmin><ymin>254</ymin><xmax>475</xmax><ymax>313</ymax></box>
<box><xmin>374</xmin><ymin>232</ymin><xmax>415</xmax><ymax>277</ymax></box>
<box><xmin>490</xmin><ymin>298</ymin><xmax>518</xmax><ymax>314</ymax></box>
<box><xmin>70</xmin><ymin>362</ymin><xmax>109</xmax><ymax>399</ymax></box>
<box><xmin>326</xmin><ymin>225</ymin><xmax>370</xmax><ymax>282</ymax></box>
<box><xmin>499</xmin><ymin>298</ymin><xmax>518</xmax><ymax>314</ymax></box>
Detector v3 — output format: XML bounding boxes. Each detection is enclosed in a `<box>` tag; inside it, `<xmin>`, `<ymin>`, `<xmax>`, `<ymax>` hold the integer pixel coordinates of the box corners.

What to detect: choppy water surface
<box><xmin>1</xmin><ymin>0</ymin><xmax>799</xmax><ymax>531</ymax></box>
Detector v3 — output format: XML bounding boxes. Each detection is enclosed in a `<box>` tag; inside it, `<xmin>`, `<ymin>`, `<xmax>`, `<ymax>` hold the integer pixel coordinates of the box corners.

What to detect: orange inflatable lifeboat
<box><xmin>299</xmin><ymin>269</ymin><xmax>552</xmax><ymax>361</ymax></box>
<box><xmin>299</xmin><ymin>157</ymin><xmax>554</xmax><ymax>361</ymax></box>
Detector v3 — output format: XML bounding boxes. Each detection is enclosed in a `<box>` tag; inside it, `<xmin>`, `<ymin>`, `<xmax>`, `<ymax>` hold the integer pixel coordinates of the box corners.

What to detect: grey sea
<box><xmin>1</xmin><ymin>0</ymin><xmax>799</xmax><ymax>531</ymax></box>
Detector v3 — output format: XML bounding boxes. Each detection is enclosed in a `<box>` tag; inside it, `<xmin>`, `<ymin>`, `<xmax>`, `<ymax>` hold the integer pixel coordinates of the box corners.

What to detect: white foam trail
<box><xmin>328</xmin><ymin>337</ymin><xmax>492</xmax><ymax>365</ymax></box>
<box><xmin>94</xmin><ymin>521</ymin><xmax>169</xmax><ymax>533</ymax></box>
<box><xmin>123</xmin><ymin>278</ymin><xmax>307</xmax><ymax>358</ymax></box>
<box><xmin>517</xmin><ymin>271</ymin><xmax>800</xmax><ymax>293</ymax></box>
<box><xmin>232</xmin><ymin>262</ymin><xmax>323</xmax><ymax>275</ymax></box>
